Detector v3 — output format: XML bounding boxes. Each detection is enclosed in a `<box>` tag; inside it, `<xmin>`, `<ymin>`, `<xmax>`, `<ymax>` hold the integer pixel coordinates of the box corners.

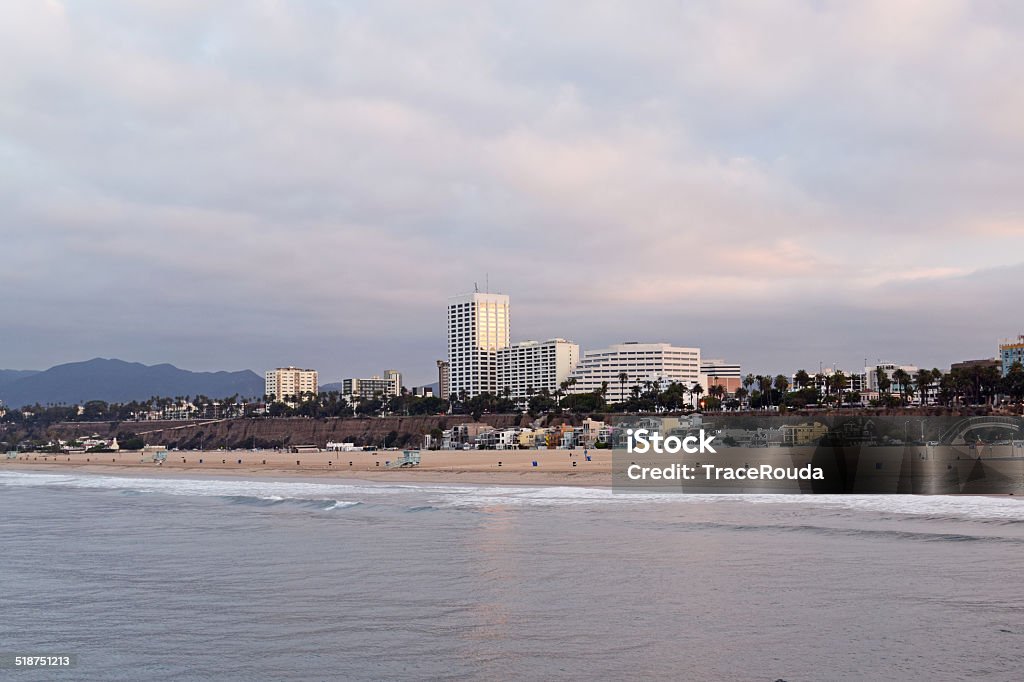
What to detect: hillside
<box><xmin>0</xmin><ymin>369</ymin><xmax>41</xmax><ymax>389</ymax></box>
<box><xmin>0</xmin><ymin>358</ymin><xmax>264</xmax><ymax>408</ymax></box>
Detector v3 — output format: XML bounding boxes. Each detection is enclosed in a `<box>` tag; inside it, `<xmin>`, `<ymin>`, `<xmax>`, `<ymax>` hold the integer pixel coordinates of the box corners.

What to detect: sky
<box><xmin>2</xmin><ymin>0</ymin><xmax>1024</xmax><ymax>385</ymax></box>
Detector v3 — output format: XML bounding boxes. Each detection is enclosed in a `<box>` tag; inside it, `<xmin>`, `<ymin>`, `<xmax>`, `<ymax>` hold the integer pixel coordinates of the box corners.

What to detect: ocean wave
<box><xmin>427</xmin><ymin>486</ymin><xmax>1024</xmax><ymax>521</ymax></box>
<box><xmin>220</xmin><ymin>495</ymin><xmax>361</xmax><ymax>511</ymax></box>
<box><xmin>0</xmin><ymin>471</ymin><xmax>391</xmax><ymax>509</ymax></box>
<box><xmin>2</xmin><ymin>470</ymin><xmax>1022</xmax><ymax>522</ymax></box>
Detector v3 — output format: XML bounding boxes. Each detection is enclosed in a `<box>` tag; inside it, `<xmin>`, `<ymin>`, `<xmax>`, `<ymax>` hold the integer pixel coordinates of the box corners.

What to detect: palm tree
<box><xmin>830</xmin><ymin>372</ymin><xmax>848</xmax><ymax>408</ymax></box>
<box><xmin>708</xmin><ymin>384</ymin><xmax>725</xmax><ymax>409</ymax></box>
<box><xmin>773</xmin><ymin>375</ymin><xmax>790</xmax><ymax>405</ymax></box>
<box><xmin>915</xmin><ymin>369</ymin><xmax>933</xmax><ymax>406</ymax></box>
<box><xmin>617</xmin><ymin>372</ymin><xmax>629</xmax><ymax>405</ymax></box>
<box><xmin>876</xmin><ymin>367</ymin><xmax>892</xmax><ymax>398</ymax></box>
<box><xmin>691</xmin><ymin>383</ymin><xmax>704</xmax><ymax>409</ymax></box>
<box><xmin>892</xmin><ymin>368</ymin><xmax>911</xmax><ymax>405</ymax></box>
<box><xmin>757</xmin><ymin>375</ymin><xmax>773</xmax><ymax>408</ymax></box>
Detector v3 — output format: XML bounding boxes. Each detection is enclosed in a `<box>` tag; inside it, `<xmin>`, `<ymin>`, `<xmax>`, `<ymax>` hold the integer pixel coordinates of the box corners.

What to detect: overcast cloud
<box><xmin>2</xmin><ymin>0</ymin><xmax>1023</xmax><ymax>384</ymax></box>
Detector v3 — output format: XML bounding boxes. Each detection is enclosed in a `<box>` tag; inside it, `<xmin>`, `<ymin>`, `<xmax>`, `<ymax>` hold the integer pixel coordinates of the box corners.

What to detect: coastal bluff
<box><xmin>31</xmin><ymin>415</ymin><xmax>530</xmax><ymax>450</ymax></box>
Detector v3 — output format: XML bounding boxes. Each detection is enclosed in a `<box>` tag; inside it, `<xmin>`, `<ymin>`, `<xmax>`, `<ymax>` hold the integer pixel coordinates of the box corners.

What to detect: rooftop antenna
<box><xmin>474</xmin><ymin>282</ymin><xmax>479</xmax><ymax>293</ymax></box>
<box><xmin>486</xmin><ymin>273</ymin><xmax>489</xmax><ymax>293</ymax></box>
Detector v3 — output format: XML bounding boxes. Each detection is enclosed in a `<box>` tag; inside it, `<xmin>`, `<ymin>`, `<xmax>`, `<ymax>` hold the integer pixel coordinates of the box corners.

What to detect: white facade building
<box><xmin>700</xmin><ymin>358</ymin><xmax>742</xmax><ymax>394</ymax></box>
<box><xmin>265</xmin><ymin>367</ymin><xmax>318</xmax><ymax>402</ymax></box>
<box><xmin>447</xmin><ymin>292</ymin><xmax>510</xmax><ymax>398</ymax></box>
<box><xmin>496</xmin><ymin>338</ymin><xmax>579</xmax><ymax>404</ymax></box>
<box><xmin>700</xmin><ymin>359</ymin><xmax>741</xmax><ymax>378</ymax></box>
<box><xmin>864</xmin><ymin>363</ymin><xmax>919</xmax><ymax>392</ymax></box>
<box><xmin>342</xmin><ymin>370</ymin><xmax>402</xmax><ymax>399</ymax></box>
<box><xmin>568</xmin><ymin>342</ymin><xmax>701</xmax><ymax>402</ymax></box>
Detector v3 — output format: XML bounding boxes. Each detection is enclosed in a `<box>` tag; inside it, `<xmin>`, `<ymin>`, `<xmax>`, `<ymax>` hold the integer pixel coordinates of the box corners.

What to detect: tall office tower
<box><xmin>497</xmin><ymin>339</ymin><xmax>579</xmax><ymax>405</ymax></box>
<box><xmin>447</xmin><ymin>292</ymin><xmax>510</xmax><ymax>398</ymax></box>
<box><xmin>265</xmin><ymin>367</ymin><xmax>319</xmax><ymax>403</ymax></box>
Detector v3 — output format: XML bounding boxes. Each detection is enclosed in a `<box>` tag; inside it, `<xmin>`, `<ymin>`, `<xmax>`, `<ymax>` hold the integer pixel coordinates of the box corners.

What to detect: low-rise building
<box><xmin>441</xmin><ymin>422</ymin><xmax>495</xmax><ymax>449</ymax></box>
<box><xmin>951</xmin><ymin>358</ymin><xmax>1002</xmax><ymax>374</ymax></box>
<box><xmin>999</xmin><ymin>336</ymin><xmax>1024</xmax><ymax>377</ymax></box>
<box><xmin>864</xmin><ymin>363</ymin><xmax>917</xmax><ymax>393</ymax></box>
<box><xmin>793</xmin><ymin>368</ymin><xmax>867</xmax><ymax>395</ymax></box>
<box><xmin>780</xmin><ymin>422</ymin><xmax>829</xmax><ymax>446</ymax></box>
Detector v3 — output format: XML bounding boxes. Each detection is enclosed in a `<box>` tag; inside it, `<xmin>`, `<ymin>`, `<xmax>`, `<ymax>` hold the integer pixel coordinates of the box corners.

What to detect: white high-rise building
<box><xmin>497</xmin><ymin>338</ymin><xmax>580</xmax><ymax>405</ymax></box>
<box><xmin>265</xmin><ymin>367</ymin><xmax>318</xmax><ymax>403</ymax></box>
<box><xmin>568</xmin><ymin>342</ymin><xmax>701</xmax><ymax>402</ymax></box>
<box><xmin>447</xmin><ymin>292</ymin><xmax>510</xmax><ymax>398</ymax></box>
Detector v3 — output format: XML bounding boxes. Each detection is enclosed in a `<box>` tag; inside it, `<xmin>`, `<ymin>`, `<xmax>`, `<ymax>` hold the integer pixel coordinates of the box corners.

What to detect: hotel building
<box><xmin>447</xmin><ymin>292</ymin><xmax>510</xmax><ymax>398</ymax></box>
<box><xmin>343</xmin><ymin>370</ymin><xmax>402</xmax><ymax>399</ymax></box>
<box><xmin>568</xmin><ymin>342</ymin><xmax>701</xmax><ymax>401</ymax></box>
<box><xmin>999</xmin><ymin>336</ymin><xmax>1024</xmax><ymax>377</ymax></box>
<box><xmin>496</xmin><ymin>338</ymin><xmax>580</xmax><ymax>405</ymax></box>
<box><xmin>265</xmin><ymin>367</ymin><xmax>318</xmax><ymax>403</ymax></box>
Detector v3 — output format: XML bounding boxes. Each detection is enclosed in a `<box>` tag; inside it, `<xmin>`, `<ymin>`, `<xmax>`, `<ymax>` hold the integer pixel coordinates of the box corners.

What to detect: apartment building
<box><xmin>265</xmin><ymin>367</ymin><xmax>318</xmax><ymax>403</ymax></box>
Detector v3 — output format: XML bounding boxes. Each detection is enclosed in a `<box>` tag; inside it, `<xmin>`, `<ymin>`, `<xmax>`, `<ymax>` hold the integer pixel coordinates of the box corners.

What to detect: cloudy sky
<box><xmin>3</xmin><ymin>1</ymin><xmax>1023</xmax><ymax>384</ymax></box>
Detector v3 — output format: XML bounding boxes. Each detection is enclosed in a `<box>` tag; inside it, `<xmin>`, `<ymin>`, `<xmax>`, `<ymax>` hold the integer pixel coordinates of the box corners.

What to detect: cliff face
<box><xmin>15</xmin><ymin>406</ymin><xmax>1011</xmax><ymax>451</ymax></box>
<box><xmin>38</xmin><ymin>415</ymin><xmax>528</xmax><ymax>450</ymax></box>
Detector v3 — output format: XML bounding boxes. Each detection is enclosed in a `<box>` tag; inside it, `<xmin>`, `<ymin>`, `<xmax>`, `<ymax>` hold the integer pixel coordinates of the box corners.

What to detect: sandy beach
<box><xmin>1</xmin><ymin>448</ymin><xmax>614</xmax><ymax>486</ymax></box>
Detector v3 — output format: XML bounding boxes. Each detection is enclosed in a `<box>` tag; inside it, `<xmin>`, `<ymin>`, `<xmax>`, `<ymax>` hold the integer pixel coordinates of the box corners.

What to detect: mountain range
<box><xmin>0</xmin><ymin>358</ymin><xmax>264</xmax><ymax>408</ymax></box>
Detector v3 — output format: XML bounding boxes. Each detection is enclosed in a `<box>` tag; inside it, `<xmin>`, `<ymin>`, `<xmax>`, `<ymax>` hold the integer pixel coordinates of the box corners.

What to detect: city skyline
<box><xmin>4</xmin><ymin>2</ymin><xmax>1024</xmax><ymax>384</ymax></box>
<box><xmin>2</xmin><ymin>285</ymin><xmax>1015</xmax><ymax>392</ymax></box>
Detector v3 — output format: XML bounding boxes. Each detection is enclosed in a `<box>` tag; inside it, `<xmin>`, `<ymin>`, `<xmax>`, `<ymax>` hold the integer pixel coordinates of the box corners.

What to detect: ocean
<box><xmin>1</xmin><ymin>470</ymin><xmax>1023</xmax><ymax>681</ymax></box>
